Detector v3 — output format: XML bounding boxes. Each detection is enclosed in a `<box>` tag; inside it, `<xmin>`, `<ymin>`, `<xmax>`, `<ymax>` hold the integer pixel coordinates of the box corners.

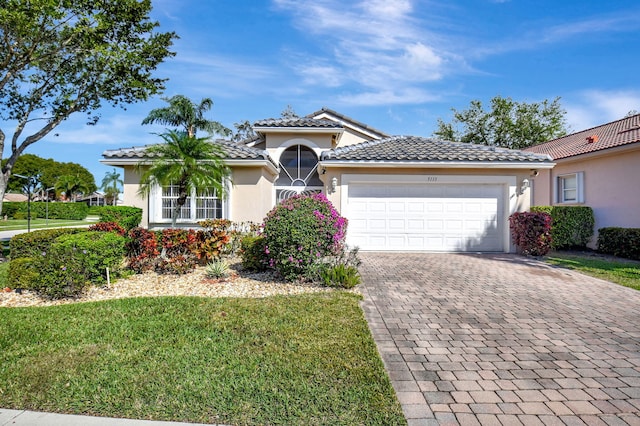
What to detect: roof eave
<box><xmin>253</xmin><ymin>126</ymin><xmax>343</xmax><ymax>135</ymax></box>
<box><xmin>101</xmin><ymin>157</ymin><xmax>280</xmax><ymax>175</ymax></box>
<box><xmin>318</xmin><ymin>160</ymin><xmax>556</xmax><ymax>169</ymax></box>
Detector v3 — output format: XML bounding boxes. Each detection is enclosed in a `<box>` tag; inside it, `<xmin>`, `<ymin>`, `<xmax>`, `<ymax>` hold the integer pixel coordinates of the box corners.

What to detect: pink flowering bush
<box><xmin>262</xmin><ymin>193</ymin><xmax>348</xmax><ymax>281</ymax></box>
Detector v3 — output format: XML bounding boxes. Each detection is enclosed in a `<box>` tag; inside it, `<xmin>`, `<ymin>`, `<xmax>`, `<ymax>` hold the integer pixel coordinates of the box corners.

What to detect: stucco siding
<box><xmin>229</xmin><ymin>167</ymin><xmax>276</xmax><ymax>223</ymax></box>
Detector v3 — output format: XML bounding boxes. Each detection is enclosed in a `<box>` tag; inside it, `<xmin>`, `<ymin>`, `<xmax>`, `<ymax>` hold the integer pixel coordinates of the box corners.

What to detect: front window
<box><xmin>158</xmin><ymin>184</ymin><xmax>225</xmax><ymax>222</ymax></box>
<box><xmin>276</xmin><ymin>145</ymin><xmax>323</xmax><ymax>202</ymax></box>
<box><xmin>557</xmin><ymin>172</ymin><xmax>584</xmax><ymax>204</ymax></box>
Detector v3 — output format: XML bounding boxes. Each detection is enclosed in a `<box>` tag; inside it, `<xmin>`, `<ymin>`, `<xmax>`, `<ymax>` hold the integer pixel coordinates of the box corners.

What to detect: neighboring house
<box><xmin>525</xmin><ymin>113</ymin><xmax>640</xmax><ymax>247</ymax></box>
<box><xmin>3</xmin><ymin>193</ymin><xmax>28</xmax><ymax>203</ymax></box>
<box><xmin>102</xmin><ymin>108</ymin><xmax>553</xmax><ymax>252</ymax></box>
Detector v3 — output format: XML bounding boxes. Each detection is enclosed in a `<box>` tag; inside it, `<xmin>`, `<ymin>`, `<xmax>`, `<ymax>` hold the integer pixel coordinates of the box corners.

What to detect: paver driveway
<box><xmin>359</xmin><ymin>253</ymin><xmax>640</xmax><ymax>426</ymax></box>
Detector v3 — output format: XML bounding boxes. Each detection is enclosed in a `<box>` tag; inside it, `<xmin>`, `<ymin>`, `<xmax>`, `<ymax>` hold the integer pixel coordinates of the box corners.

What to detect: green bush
<box><xmin>99</xmin><ymin>206</ymin><xmax>142</xmax><ymax>231</ymax></box>
<box><xmin>9</xmin><ymin>228</ymin><xmax>85</xmax><ymax>259</ymax></box>
<box><xmin>509</xmin><ymin>212</ymin><xmax>552</xmax><ymax>256</ymax></box>
<box><xmin>530</xmin><ymin>206</ymin><xmax>594</xmax><ymax>249</ymax></box>
<box><xmin>7</xmin><ymin>257</ymin><xmax>39</xmax><ymax>290</ymax></box>
<box><xmin>2</xmin><ymin>201</ymin><xmax>88</xmax><ymax>220</ymax></box>
<box><xmin>32</xmin><ymin>231</ymin><xmax>126</xmax><ymax>299</ymax></box>
<box><xmin>318</xmin><ymin>263</ymin><xmax>361</xmax><ymax>289</ymax></box>
<box><xmin>597</xmin><ymin>227</ymin><xmax>640</xmax><ymax>261</ymax></box>
<box><xmin>263</xmin><ymin>193</ymin><xmax>348</xmax><ymax>281</ymax></box>
<box><xmin>87</xmin><ymin>205</ymin><xmax>105</xmax><ymax>216</ymax></box>
<box><xmin>240</xmin><ymin>235</ymin><xmax>268</xmax><ymax>272</ymax></box>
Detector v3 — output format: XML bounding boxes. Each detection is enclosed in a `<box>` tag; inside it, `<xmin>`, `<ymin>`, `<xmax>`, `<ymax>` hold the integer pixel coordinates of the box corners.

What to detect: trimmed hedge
<box><xmin>597</xmin><ymin>227</ymin><xmax>640</xmax><ymax>261</ymax></box>
<box><xmin>99</xmin><ymin>206</ymin><xmax>142</xmax><ymax>230</ymax></box>
<box><xmin>8</xmin><ymin>231</ymin><xmax>126</xmax><ymax>298</ymax></box>
<box><xmin>9</xmin><ymin>228</ymin><xmax>85</xmax><ymax>259</ymax></box>
<box><xmin>530</xmin><ymin>206</ymin><xmax>594</xmax><ymax>249</ymax></box>
<box><xmin>1</xmin><ymin>201</ymin><xmax>89</xmax><ymax>220</ymax></box>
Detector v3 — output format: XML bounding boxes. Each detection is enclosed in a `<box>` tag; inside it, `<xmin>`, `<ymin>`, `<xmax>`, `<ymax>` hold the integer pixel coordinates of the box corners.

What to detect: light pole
<box><xmin>13</xmin><ymin>174</ymin><xmax>37</xmax><ymax>233</ymax></box>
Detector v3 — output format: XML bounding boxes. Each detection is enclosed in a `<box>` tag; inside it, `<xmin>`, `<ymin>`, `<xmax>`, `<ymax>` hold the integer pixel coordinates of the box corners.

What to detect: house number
<box><xmin>426</xmin><ymin>176</ymin><xmax>438</xmax><ymax>182</ymax></box>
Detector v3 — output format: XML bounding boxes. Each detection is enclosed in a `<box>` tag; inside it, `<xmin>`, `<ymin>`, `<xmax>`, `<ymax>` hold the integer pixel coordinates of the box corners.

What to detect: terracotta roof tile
<box><xmin>525</xmin><ymin>114</ymin><xmax>640</xmax><ymax>159</ymax></box>
<box><xmin>321</xmin><ymin>136</ymin><xmax>552</xmax><ymax>163</ymax></box>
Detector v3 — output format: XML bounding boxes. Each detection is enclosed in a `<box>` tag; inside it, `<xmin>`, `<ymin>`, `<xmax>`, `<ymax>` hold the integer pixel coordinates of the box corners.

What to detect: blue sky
<box><xmin>12</xmin><ymin>0</ymin><xmax>640</xmax><ymax>186</ymax></box>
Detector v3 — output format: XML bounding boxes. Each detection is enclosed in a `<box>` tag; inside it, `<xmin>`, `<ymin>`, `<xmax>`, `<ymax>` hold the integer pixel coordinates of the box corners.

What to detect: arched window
<box><xmin>276</xmin><ymin>145</ymin><xmax>322</xmax><ymax>202</ymax></box>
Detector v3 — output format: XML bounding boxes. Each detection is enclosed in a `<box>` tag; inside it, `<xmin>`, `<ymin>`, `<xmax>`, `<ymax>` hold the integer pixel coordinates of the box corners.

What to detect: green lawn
<box><xmin>545</xmin><ymin>251</ymin><xmax>640</xmax><ymax>291</ymax></box>
<box><xmin>0</xmin><ymin>293</ymin><xmax>405</xmax><ymax>426</ymax></box>
<box><xmin>0</xmin><ymin>218</ymin><xmax>93</xmax><ymax>231</ymax></box>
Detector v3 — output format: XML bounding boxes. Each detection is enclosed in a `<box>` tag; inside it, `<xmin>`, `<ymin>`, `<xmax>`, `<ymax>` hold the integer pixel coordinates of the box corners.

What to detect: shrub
<box><xmin>308</xmin><ymin>247</ymin><xmax>362</xmax><ymax>288</ymax></box>
<box><xmin>194</xmin><ymin>221</ymin><xmax>232</xmax><ymax>263</ymax></box>
<box><xmin>263</xmin><ymin>193</ymin><xmax>348</xmax><ymax>281</ymax></box>
<box><xmin>126</xmin><ymin>227</ymin><xmax>159</xmax><ymax>273</ymax></box>
<box><xmin>240</xmin><ymin>235</ymin><xmax>268</xmax><ymax>272</ymax></box>
<box><xmin>530</xmin><ymin>206</ymin><xmax>594</xmax><ymax>249</ymax></box>
<box><xmin>10</xmin><ymin>228</ymin><xmax>84</xmax><ymax>259</ymax></box>
<box><xmin>1</xmin><ymin>201</ymin><xmax>89</xmax><ymax>220</ymax></box>
<box><xmin>597</xmin><ymin>227</ymin><xmax>640</xmax><ymax>261</ymax></box>
<box><xmin>205</xmin><ymin>259</ymin><xmax>231</xmax><ymax>279</ymax></box>
<box><xmin>7</xmin><ymin>257</ymin><xmax>39</xmax><ymax>290</ymax></box>
<box><xmin>88</xmin><ymin>221</ymin><xmax>126</xmax><ymax>236</ymax></box>
<box><xmin>18</xmin><ymin>231</ymin><xmax>126</xmax><ymax>299</ymax></box>
<box><xmin>99</xmin><ymin>206</ymin><xmax>142</xmax><ymax>231</ymax></box>
<box><xmin>509</xmin><ymin>212</ymin><xmax>552</xmax><ymax>256</ymax></box>
<box><xmin>156</xmin><ymin>229</ymin><xmax>198</xmax><ymax>274</ymax></box>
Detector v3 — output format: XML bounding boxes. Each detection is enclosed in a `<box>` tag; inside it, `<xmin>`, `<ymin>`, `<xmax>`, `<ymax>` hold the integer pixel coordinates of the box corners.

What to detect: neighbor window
<box><xmin>156</xmin><ymin>184</ymin><xmax>225</xmax><ymax>222</ymax></box>
<box><xmin>557</xmin><ymin>172</ymin><xmax>584</xmax><ymax>204</ymax></box>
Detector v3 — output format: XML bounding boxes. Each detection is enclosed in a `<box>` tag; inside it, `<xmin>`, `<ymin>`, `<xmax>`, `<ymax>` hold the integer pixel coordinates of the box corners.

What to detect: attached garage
<box><xmin>321</xmin><ymin>136</ymin><xmax>555</xmax><ymax>253</ymax></box>
<box><xmin>341</xmin><ymin>175</ymin><xmax>514</xmax><ymax>252</ymax></box>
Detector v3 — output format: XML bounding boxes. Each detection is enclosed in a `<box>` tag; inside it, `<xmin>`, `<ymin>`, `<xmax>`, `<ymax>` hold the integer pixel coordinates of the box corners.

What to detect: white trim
<box><xmin>271</xmin><ymin>138</ymin><xmax>324</xmax><ymax>163</ymax></box>
<box><xmin>253</xmin><ymin>126</ymin><xmax>342</xmax><ymax>135</ymax></box>
<box><xmin>149</xmin><ymin>181</ymin><xmax>229</xmax><ymax>225</ymax></box>
<box><xmin>340</xmin><ymin>174</ymin><xmax>517</xmax><ymax>253</ymax></box>
<box><xmin>556</xmin><ymin>172</ymin><xmax>585</xmax><ymax>204</ymax></box>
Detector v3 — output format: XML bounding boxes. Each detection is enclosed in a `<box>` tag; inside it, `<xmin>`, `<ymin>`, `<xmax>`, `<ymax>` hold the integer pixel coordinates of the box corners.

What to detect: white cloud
<box><xmin>338</xmin><ymin>88</ymin><xmax>440</xmax><ymax>106</ymax></box>
<box><xmin>273</xmin><ymin>0</ymin><xmax>456</xmax><ymax>105</ymax></box>
<box><xmin>564</xmin><ymin>89</ymin><xmax>640</xmax><ymax>131</ymax></box>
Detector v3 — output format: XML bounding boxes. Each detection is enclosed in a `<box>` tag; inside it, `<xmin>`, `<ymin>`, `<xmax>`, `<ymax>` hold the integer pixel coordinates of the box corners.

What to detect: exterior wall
<box><xmin>531</xmin><ymin>145</ymin><xmax>640</xmax><ymax>247</ymax></box>
<box><xmin>229</xmin><ymin>167</ymin><xmax>277</xmax><ymax>223</ymax></box>
<box><xmin>323</xmin><ymin>166</ymin><xmax>536</xmax><ymax>253</ymax></box>
<box><xmin>335</xmin><ymin>128</ymin><xmax>377</xmax><ymax>147</ymax></box>
<box><xmin>265</xmin><ymin>133</ymin><xmax>334</xmax><ymax>162</ymax></box>
<box><xmin>122</xmin><ymin>166</ymin><xmax>148</xmax><ymax>227</ymax></box>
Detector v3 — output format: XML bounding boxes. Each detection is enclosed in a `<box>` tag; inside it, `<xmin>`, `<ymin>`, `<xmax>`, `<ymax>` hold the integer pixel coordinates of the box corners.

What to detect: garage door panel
<box><xmin>346</xmin><ymin>183</ymin><xmax>504</xmax><ymax>252</ymax></box>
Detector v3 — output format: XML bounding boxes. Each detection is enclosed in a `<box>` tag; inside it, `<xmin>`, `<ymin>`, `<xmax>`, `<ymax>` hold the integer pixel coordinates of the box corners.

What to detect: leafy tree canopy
<box><xmin>2</xmin><ymin>154</ymin><xmax>96</xmax><ymax>195</ymax></box>
<box><xmin>0</xmin><ymin>0</ymin><xmax>176</xmax><ymax>210</ymax></box>
<box><xmin>433</xmin><ymin>96</ymin><xmax>568</xmax><ymax>149</ymax></box>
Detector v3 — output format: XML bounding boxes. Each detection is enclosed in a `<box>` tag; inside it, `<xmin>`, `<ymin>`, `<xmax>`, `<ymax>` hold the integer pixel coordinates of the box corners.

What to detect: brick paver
<box><xmin>359</xmin><ymin>253</ymin><xmax>640</xmax><ymax>425</ymax></box>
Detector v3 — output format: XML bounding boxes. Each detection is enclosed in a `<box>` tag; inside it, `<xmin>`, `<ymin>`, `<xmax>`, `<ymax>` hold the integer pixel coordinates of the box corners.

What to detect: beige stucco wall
<box><xmin>229</xmin><ymin>167</ymin><xmax>277</xmax><ymax>223</ymax></box>
<box><xmin>121</xmin><ymin>166</ymin><xmax>148</xmax><ymax>227</ymax></box>
<box><xmin>531</xmin><ymin>145</ymin><xmax>640</xmax><ymax>246</ymax></box>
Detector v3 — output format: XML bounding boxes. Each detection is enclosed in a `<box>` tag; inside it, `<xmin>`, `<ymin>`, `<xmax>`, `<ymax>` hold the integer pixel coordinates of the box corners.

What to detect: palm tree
<box><xmin>141</xmin><ymin>95</ymin><xmax>231</xmax><ymax>137</ymax></box>
<box><xmin>55</xmin><ymin>174</ymin><xmax>90</xmax><ymax>202</ymax></box>
<box><xmin>101</xmin><ymin>168</ymin><xmax>123</xmax><ymax>206</ymax></box>
<box><xmin>136</xmin><ymin>130</ymin><xmax>230</xmax><ymax>228</ymax></box>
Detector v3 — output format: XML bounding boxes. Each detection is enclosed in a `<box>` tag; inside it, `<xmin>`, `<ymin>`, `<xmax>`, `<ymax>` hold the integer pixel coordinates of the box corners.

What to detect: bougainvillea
<box><xmin>262</xmin><ymin>193</ymin><xmax>348</xmax><ymax>281</ymax></box>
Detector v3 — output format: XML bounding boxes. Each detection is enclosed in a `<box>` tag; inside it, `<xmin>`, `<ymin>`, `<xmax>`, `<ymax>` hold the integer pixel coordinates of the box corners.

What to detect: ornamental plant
<box><xmin>262</xmin><ymin>193</ymin><xmax>348</xmax><ymax>281</ymax></box>
<box><xmin>126</xmin><ymin>227</ymin><xmax>159</xmax><ymax>273</ymax></box>
<box><xmin>509</xmin><ymin>212</ymin><xmax>552</xmax><ymax>256</ymax></box>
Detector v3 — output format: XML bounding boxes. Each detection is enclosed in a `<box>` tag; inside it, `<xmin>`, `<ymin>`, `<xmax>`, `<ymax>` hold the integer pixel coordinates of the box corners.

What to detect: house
<box><xmin>101</xmin><ymin>108</ymin><xmax>553</xmax><ymax>252</ymax></box>
<box><xmin>525</xmin><ymin>113</ymin><xmax>640</xmax><ymax>247</ymax></box>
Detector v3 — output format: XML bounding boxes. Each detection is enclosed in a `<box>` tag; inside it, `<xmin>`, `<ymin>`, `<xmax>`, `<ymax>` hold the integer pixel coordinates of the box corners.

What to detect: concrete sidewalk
<box><xmin>0</xmin><ymin>409</ymin><xmax>223</xmax><ymax>426</ymax></box>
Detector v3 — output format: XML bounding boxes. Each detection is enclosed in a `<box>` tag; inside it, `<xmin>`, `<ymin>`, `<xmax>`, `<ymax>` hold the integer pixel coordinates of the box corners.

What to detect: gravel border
<box><xmin>0</xmin><ymin>259</ymin><xmax>349</xmax><ymax>308</ymax></box>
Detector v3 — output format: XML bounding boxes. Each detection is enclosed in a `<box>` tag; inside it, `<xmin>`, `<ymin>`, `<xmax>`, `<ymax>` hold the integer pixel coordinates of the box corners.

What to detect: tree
<box><xmin>0</xmin><ymin>0</ymin><xmax>176</xmax><ymax>214</ymax></box>
<box><xmin>55</xmin><ymin>174</ymin><xmax>91</xmax><ymax>202</ymax></box>
<box><xmin>101</xmin><ymin>168</ymin><xmax>123</xmax><ymax>206</ymax></box>
<box><xmin>434</xmin><ymin>96</ymin><xmax>568</xmax><ymax>149</ymax></box>
<box><xmin>232</xmin><ymin>120</ymin><xmax>256</xmax><ymax>142</ymax></box>
<box><xmin>141</xmin><ymin>95</ymin><xmax>230</xmax><ymax>138</ymax></box>
<box><xmin>136</xmin><ymin>130</ymin><xmax>231</xmax><ymax>228</ymax></box>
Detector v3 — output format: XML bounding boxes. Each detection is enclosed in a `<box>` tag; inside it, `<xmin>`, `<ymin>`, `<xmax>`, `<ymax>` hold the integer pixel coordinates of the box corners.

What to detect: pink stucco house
<box><xmin>525</xmin><ymin>113</ymin><xmax>640</xmax><ymax>247</ymax></box>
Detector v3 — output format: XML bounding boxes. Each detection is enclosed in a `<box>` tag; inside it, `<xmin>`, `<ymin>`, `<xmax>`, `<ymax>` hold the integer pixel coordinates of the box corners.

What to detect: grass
<box><xmin>0</xmin><ymin>218</ymin><xmax>91</xmax><ymax>231</ymax></box>
<box><xmin>0</xmin><ymin>293</ymin><xmax>405</xmax><ymax>425</ymax></box>
<box><xmin>545</xmin><ymin>251</ymin><xmax>640</xmax><ymax>291</ymax></box>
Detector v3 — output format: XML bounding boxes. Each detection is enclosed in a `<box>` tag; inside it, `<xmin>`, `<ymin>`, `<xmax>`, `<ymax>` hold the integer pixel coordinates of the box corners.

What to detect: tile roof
<box><xmin>102</xmin><ymin>139</ymin><xmax>275</xmax><ymax>164</ymax></box>
<box><xmin>253</xmin><ymin>117</ymin><xmax>343</xmax><ymax>129</ymax></box>
<box><xmin>321</xmin><ymin>136</ymin><xmax>553</xmax><ymax>163</ymax></box>
<box><xmin>307</xmin><ymin>107</ymin><xmax>390</xmax><ymax>138</ymax></box>
<box><xmin>525</xmin><ymin>114</ymin><xmax>640</xmax><ymax>160</ymax></box>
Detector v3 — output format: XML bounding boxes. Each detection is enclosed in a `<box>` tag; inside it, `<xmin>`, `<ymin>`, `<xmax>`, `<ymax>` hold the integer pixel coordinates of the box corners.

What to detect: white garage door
<box><xmin>346</xmin><ymin>183</ymin><xmax>504</xmax><ymax>252</ymax></box>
